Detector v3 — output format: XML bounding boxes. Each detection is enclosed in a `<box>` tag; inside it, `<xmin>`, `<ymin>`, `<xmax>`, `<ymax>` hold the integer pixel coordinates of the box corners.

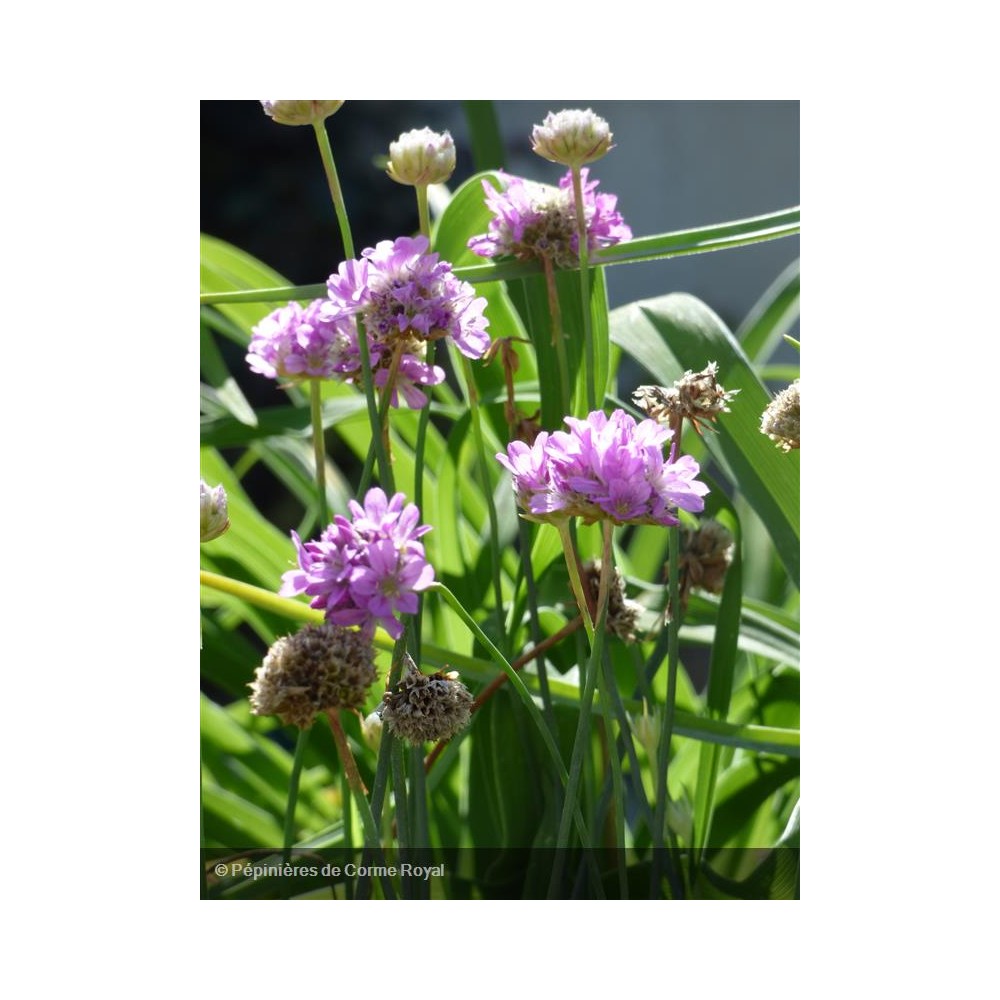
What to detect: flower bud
<box><xmin>260</xmin><ymin>101</ymin><xmax>345</xmax><ymax>126</ymax></box>
<box><xmin>386</xmin><ymin>127</ymin><xmax>456</xmax><ymax>186</ymax></box>
<box><xmin>630</xmin><ymin>701</ymin><xmax>661</xmax><ymax>760</ymax></box>
<box><xmin>531</xmin><ymin>109</ymin><xmax>614</xmax><ymax>168</ymax></box>
<box><xmin>380</xmin><ymin>661</ymin><xmax>473</xmax><ymax>744</ymax></box>
<box><xmin>760</xmin><ymin>379</ymin><xmax>800</xmax><ymax>452</ymax></box>
<box><xmin>361</xmin><ymin>711</ymin><xmax>383</xmax><ymax>752</ymax></box>
<box><xmin>200</xmin><ymin>480</ymin><xmax>229</xmax><ymax>542</ymax></box>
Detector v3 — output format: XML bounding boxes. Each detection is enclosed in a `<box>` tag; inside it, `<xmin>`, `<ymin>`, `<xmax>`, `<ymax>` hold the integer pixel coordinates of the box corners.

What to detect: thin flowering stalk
<box><xmin>551</xmin><ymin>521</ymin><xmax>615</xmax><ymax>882</ymax></box>
<box><xmin>571</xmin><ymin>166</ymin><xmax>597</xmax><ymax>411</ymax></box>
<box><xmin>599</xmin><ymin>648</ymin><xmax>628</xmax><ymax>898</ymax></box>
<box><xmin>355</xmin><ymin>316</ymin><xmax>393</xmax><ymax>494</ymax></box>
<box><xmin>390</xmin><ymin>739</ymin><xmax>410</xmax><ymax>853</ymax></box>
<box><xmin>309</xmin><ymin>380</ymin><xmax>330</xmax><ymax>526</ymax></box>
<box><xmin>557</xmin><ymin>520</ymin><xmax>596</xmax><ymax>642</ymax></box>
<box><xmin>311</xmin><ymin>119</ymin><xmax>355</xmax><ymax>258</ymax></box>
<box><xmin>542</xmin><ymin>255</ymin><xmax>573</xmax><ymax>417</ymax></box>
<box><xmin>415</xmin><ymin>185</ymin><xmax>431</xmax><ymax>243</ymax></box>
<box><xmin>282</xmin><ymin>728</ymin><xmax>311</xmax><ymax>859</ymax></box>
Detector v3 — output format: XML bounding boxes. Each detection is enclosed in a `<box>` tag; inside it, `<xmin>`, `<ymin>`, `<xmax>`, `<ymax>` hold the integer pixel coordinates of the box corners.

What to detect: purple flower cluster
<box><xmin>468</xmin><ymin>169</ymin><xmax>632</xmax><ymax>268</ymax></box>
<box><xmin>247</xmin><ymin>235</ymin><xmax>490</xmax><ymax>409</ymax></box>
<box><xmin>279</xmin><ymin>488</ymin><xmax>435</xmax><ymax>640</ymax></box>
<box><xmin>324</xmin><ymin>235</ymin><xmax>491</xmax><ymax>407</ymax></box>
<box><xmin>496</xmin><ymin>410</ymin><xmax>708</xmax><ymax>527</ymax></box>
<box><xmin>246</xmin><ymin>300</ymin><xmax>353</xmax><ymax>381</ymax></box>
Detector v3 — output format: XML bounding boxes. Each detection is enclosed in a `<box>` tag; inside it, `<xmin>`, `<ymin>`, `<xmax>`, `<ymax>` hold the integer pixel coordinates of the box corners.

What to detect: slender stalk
<box><xmin>552</xmin><ymin>522</ymin><xmax>614</xmax><ymax>863</ymax></box>
<box><xmin>415</xmin><ymin>184</ymin><xmax>431</xmax><ymax>240</ymax></box>
<box><xmin>571</xmin><ymin>166</ymin><xmax>596</xmax><ymax>411</ymax></box>
<box><xmin>457</xmin><ymin>352</ymin><xmax>507</xmax><ymax>655</ymax></box>
<box><xmin>557</xmin><ymin>520</ymin><xmax>595</xmax><ymax>641</ymax></box>
<box><xmin>309</xmin><ymin>380</ymin><xmax>329</xmax><ymax>527</ymax></box>
<box><xmin>312</xmin><ymin>120</ymin><xmax>355</xmax><ymax>258</ymax></box>
<box><xmin>283</xmin><ymin>727</ymin><xmax>311</xmax><ymax>859</ymax></box>
<box><xmin>599</xmin><ymin>648</ymin><xmax>628</xmax><ymax>898</ymax></box>
<box><xmin>355</xmin><ymin>316</ymin><xmax>393</xmax><ymax>494</ymax></box>
<box><xmin>412</xmin><ymin>341</ymin><xmax>435</xmax><ymax>662</ymax></box>
<box><xmin>517</xmin><ymin>517</ymin><xmax>556</xmax><ymax>731</ymax></box>
<box><xmin>542</xmin><ymin>256</ymin><xmax>573</xmax><ymax>417</ymax></box>
<box><xmin>390</xmin><ymin>739</ymin><xmax>410</xmax><ymax>852</ymax></box>
<box><xmin>340</xmin><ymin>770</ymin><xmax>352</xmax><ymax>850</ymax></box>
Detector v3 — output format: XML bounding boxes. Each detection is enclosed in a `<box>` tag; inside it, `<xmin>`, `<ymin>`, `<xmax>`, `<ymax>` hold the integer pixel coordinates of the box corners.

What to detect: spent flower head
<box><xmin>584</xmin><ymin>559</ymin><xmax>642</xmax><ymax>642</ymax></box>
<box><xmin>468</xmin><ymin>169</ymin><xmax>631</xmax><ymax>269</ymax></box>
<box><xmin>380</xmin><ymin>659</ymin><xmax>473</xmax><ymax>745</ymax></box>
<box><xmin>761</xmin><ymin>379</ymin><xmax>800</xmax><ymax>452</ymax></box>
<box><xmin>323</xmin><ymin>235</ymin><xmax>490</xmax><ymax>408</ymax></box>
<box><xmin>497</xmin><ymin>409</ymin><xmax>708</xmax><ymax>527</ymax></box>
<box><xmin>679</xmin><ymin>519</ymin><xmax>735</xmax><ymax>597</ymax></box>
<box><xmin>531</xmin><ymin>109</ymin><xmax>614</xmax><ymax>169</ymax></box>
<box><xmin>386</xmin><ymin>128</ymin><xmax>456</xmax><ymax>186</ymax></box>
<box><xmin>200</xmin><ymin>480</ymin><xmax>229</xmax><ymax>542</ymax></box>
<box><xmin>633</xmin><ymin>363</ymin><xmax>738</xmax><ymax>435</ymax></box>
<box><xmin>280</xmin><ymin>487</ymin><xmax>434</xmax><ymax>640</ymax></box>
<box><xmin>260</xmin><ymin>100</ymin><xmax>345</xmax><ymax>126</ymax></box>
<box><xmin>248</xmin><ymin>623</ymin><xmax>376</xmax><ymax>729</ymax></box>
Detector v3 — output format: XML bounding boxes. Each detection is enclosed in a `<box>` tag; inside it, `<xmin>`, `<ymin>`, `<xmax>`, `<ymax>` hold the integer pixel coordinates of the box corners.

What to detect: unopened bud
<box><xmin>200</xmin><ymin>480</ymin><xmax>229</xmax><ymax>542</ymax></box>
<box><xmin>386</xmin><ymin>127</ymin><xmax>456</xmax><ymax>186</ymax></box>
<box><xmin>531</xmin><ymin>109</ymin><xmax>614</xmax><ymax>169</ymax></box>
<box><xmin>260</xmin><ymin>101</ymin><xmax>345</xmax><ymax>126</ymax></box>
<box><xmin>361</xmin><ymin>711</ymin><xmax>383</xmax><ymax>752</ymax></box>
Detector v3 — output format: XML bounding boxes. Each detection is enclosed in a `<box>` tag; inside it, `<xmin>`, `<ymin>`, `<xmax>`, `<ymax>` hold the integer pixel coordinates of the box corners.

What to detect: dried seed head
<box><xmin>584</xmin><ymin>559</ymin><xmax>643</xmax><ymax>643</ymax></box>
<box><xmin>633</xmin><ymin>363</ymin><xmax>738</xmax><ymax>434</ymax></box>
<box><xmin>380</xmin><ymin>661</ymin><xmax>473</xmax><ymax>745</ymax></box>
<box><xmin>679</xmin><ymin>520</ymin><xmax>735</xmax><ymax>596</ymax></box>
<box><xmin>249</xmin><ymin>623</ymin><xmax>377</xmax><ymax>729</ymax></box>
<box><xmin>761</xmin><ymin>379</ymin><xmax>800</xmax><ymax>452</ymax></box>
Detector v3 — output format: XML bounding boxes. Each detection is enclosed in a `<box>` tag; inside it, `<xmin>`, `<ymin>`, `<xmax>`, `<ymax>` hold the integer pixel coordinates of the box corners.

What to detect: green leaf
<box><xmin>610</xmin><ymin>293</ymin><xmax>799</xmax><ymax>587</ymax></box>
<box><xmin>462</xmin><ymin>102</ymin><xmax>506</xmax><ymax>174</ymax></box>
<box><xmin>736</xmin><ymin>258</ymin><xmax>800</xmax><ymax>363</ymax></box>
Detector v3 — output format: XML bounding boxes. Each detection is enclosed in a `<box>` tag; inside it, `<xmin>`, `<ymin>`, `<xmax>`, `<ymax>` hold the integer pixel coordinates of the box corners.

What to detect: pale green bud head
<box><xmin>531</xmin><ymin>108</ymin><xmax>614</xmax><ymax>168</ymax></box>
<box><xmin>260</xmin><ymin>100</ymin><xmax>345</xmax><ymax>126</ymax></box>
<box><xmin>200</xmin><ymin>480</ymin><xmax>229</xmax><ymax>542</ymax></box>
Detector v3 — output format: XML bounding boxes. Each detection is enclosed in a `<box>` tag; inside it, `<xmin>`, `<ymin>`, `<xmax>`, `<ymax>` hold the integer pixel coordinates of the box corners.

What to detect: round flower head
<box><xmin>323</xmin><ymin>235</ymin><xmax>490</xmax><ymax>408</ymax></box>
<box><xmin>633</xmin><ymin>362</ymin><xmax>739</xmax><ymax>436</ymax></box>
<box><xmin>531</xmin><ymin>108</ymin><xmax>614</xmax><ymax>168</ymax></box>
<box><xmin>386</xmin><ymin>127</ymin><xmax>456</xmax><ymax>186</ymax></box>
<box><xmin>200</xmin><ymin>480</ymin><xmax>229</xmax><ymax>542</ymax></box>
<box><xmin>260</xmin><ymin>100</ymin><xmax>345</xmax><ymax>126</ymax></box>
<box><xmin>497</xmin><ymin>409</ymin><xmax>708</xmax><ymax>527</ymax></box>
<box><xmin>761</xmin><ymin>380</ymin><xmax>800</xmax><ymax>452</ymax></box>
<box><xmin>280</xmin><ymin>488</ymin><xmax>435</xmax><ymax>640</ymax></box>
<box><xmin>380</xmin><ymin>660</ymin><xmax>473</xmax><ymax>744</ymax></box>
<box><xmin>248</xmin><ymin>623</ymin><xmax>377</xmax><ymax>729</ymax></box>
<box><xmin>468</xmin><ymin>169</ymin><xmax>631</xmax><ymax>269</ymax></box>
<box><xmin>247</xmin><ymin>299</ymin><xmax>354</xmax><ymax>382</ymax></box>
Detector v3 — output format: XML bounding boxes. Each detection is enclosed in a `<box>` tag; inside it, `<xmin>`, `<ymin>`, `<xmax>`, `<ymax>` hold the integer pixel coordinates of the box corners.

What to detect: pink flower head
<box><xmin>321</xmin><ymin>235</ymin><xmax>491</xmax><ymax>409</ymax></box>
<box><xmin>280</xmin><ymin>488</ymin><xmax>435</xmax><ymax>640</ymax></box>
<box><xmin>246</xmin><ymin>299</ymin><xmax>354</xmax><ymax>382</ymax></box>
<box><xmin>496</xmin><ymin>410</ymin><xmax>708</xmax><ymax>527</ymax></box>
<box><xmin>468</xmin><ymin>169</ymin><xmax>631</xmax><ymax>269</ymax></box>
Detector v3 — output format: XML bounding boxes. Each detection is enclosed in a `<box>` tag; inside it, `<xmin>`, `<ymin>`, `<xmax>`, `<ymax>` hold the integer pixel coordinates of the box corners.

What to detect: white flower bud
<box><xmin>386</xmin><ymin>128</ymin><xmax>456</xmax><ymax>186</ymax></box>
<box><xmin>531</xmin><ymin>109</ymin><xmax>614</xmax><ymax>168</ymax></box>
<box><xmin>260</xmin><ymin>101</ymin><xmax>345</xmax><ymax>126</ymax></box>
<box><xmin>361</xmin><ymin>711</ymin><xmax>384</xmax><ymax>751</ymax></box>
<box><xmin>200</xmin><ymin>480</ymin><xmax>229</xmax><ymax>542</ymax></box>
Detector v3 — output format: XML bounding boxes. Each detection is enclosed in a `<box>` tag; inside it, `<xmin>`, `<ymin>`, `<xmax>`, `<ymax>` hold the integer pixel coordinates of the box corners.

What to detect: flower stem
<box><xmin>542</xmin><ymin>255</ymin><xmax>573</xmax><ymax>418</ymax></box>
<box><xmin>571</xmin><ymin>166</ymin><xmax>596</xmax><ymax>412</ymax></box>
<box><xmin>415</xmin><ymin>184</ymin><xmax>431</xmax><ymax>240</ymax></box>
<box><xmin>283</xmin><ymin>727</ymin><xmax>310</xmax><ymax>859</ymax></box>
<box><xmin>599</xmin><ymin>647</ymin><xmax>628</xmax><ymax>898</ymax></box>
<box><xmin>355</xmin><ymin>315</ymin><xmax>393</xmax><ymax>494</ymax></box>
<box><xmin>312</xmin><ymin>120</ymin><xmax>355</xmax><ymax>258</ymax></box>
<box><xmin>457</xmin><ymin>352</ymin><xmax>508</xmax><ymax>655</ymax></box>
<box><xmin>309</xmin><ymin>379</ymin><xmax>329</xmax><ymax>527</ymax></box>
<box><xmin>550</xmin><ymin>521</ymin><xmax>614</xmax><ymax>887</ymax></box>
<box><xmin>557</xmin><ymin>520</ymin><xmax>595</xmax><ymax>642</ymax></box>
<box><xmin>327</xmin><ymin>710</ymin><xmax>380</xmax><ymax>849</ymax></box>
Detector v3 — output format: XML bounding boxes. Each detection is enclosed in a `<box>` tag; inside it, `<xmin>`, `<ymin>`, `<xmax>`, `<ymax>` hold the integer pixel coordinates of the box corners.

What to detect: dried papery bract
<box><xmin>761</xmin><ymin>379</ymin><xmax>800</xmax><ymax>452</ymax></box>
<box><xmin>386</xmin><ymin>128</ymin><xmax>456</xmax><ymax>187</ymax></box>
<box><xmin>260</xmin><ymin>100</ymin><xmax>345</xmax><ymax>126</ymax></box>
<box><xmin>380</xmin><ymin>662</ymin><xmax>473</xmax><ymax>745</ymax></box>
<box><xmin>584</xmin><ymin>559</ymin><xmax>642</xmax><ymax>642</ymax></box>
<box><xmin>249</xmin><ymin>623</ymin><xmax>377</xmax><ymax>729</ymax></box>
<box><xmin>633</xmin><ymin>362</ymin><xmax>739</xmax><ymax>436</ymax></box>
<box><xmin>679</xmin><ymin>519</ymin><xmax>735</xmax><ymax>597</ymax></box>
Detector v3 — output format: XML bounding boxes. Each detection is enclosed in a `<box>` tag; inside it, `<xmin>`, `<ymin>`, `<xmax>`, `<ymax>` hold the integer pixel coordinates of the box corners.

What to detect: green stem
<box><xmin>283</xmin><ymin>727</ymin><xmax>311</xmax><ymax>859</ymax></box>
<box><xmin>391</xmin><ymin>739</ymin><xmax>410</xmax><ymax>853</ymax></box>
<box><xmin>312</xmin><ymin>120</ymin><xmax>355</xmax><ymax>258</ymax></box>
<box><xmin>457</xmin><ymin>352</ymin><xmax>507</xmax><ymax>655</ymax></box>
<box><xmin>599</xmin><ymin>650</ymin><xmax>627</xmax><ymax>898</ymax></box>
<box><xmin>571</xmin><ymin>166</ymin><xmax>595</xmax><ymax>411</ymax></box>
<box><xmin>517</xmin><ymin>516</ymin><xmax>555</xmax><ymax>732</ymax></box>
<box><xmin>415</xmin><ymin>184</ymin><xmax>431</xmax><ymax>240</ymax></box>
<box><xmin>309</xmin><ymin>380</ymin><xmax>329</xmax><ymax>527</ymax></box>
<box><xmin>557</xmin><ymin>520</ymin><xmax>595</xmax><ymax>642</ymax></box>
<box><xmin>412</xmin><ymin>342</ymin><xmax>435</xmax><ymax>662</ymax></box>
<box><xmin>542</xmin><ymin>256</ymin><xmax>572</xmax><ymax>417</ymax></box>
<box><xmin>354</xmin><ymin>316</ymin><xmax>392</xmax><ymax>494</ymax></box>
